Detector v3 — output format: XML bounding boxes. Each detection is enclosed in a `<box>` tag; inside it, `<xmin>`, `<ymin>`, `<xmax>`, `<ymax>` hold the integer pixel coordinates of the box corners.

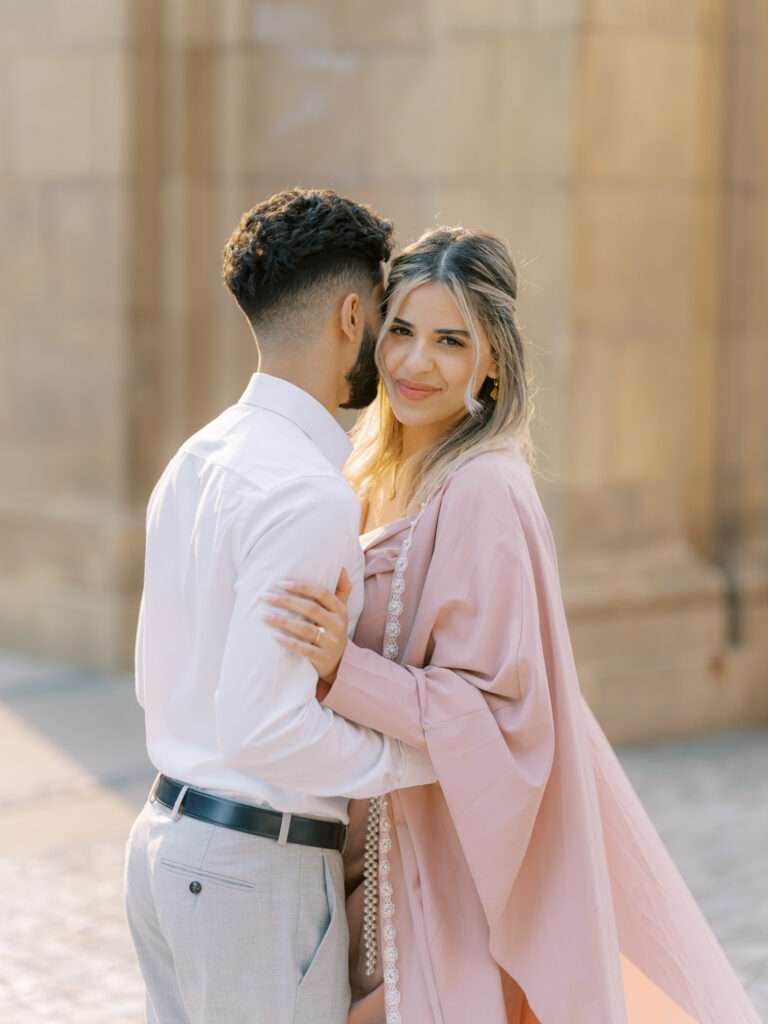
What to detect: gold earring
<box><xmin>490</xmin><ymin>378</ymin><xmax>498</xmax><ymax>401</ymax></box>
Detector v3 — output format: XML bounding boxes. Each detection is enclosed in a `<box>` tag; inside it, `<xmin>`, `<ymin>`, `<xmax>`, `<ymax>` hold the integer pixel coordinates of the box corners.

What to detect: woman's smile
<box><xmin>396</xmin><ymin>378</ymin><xmax>442</xmax><ymax>401</ymax></box>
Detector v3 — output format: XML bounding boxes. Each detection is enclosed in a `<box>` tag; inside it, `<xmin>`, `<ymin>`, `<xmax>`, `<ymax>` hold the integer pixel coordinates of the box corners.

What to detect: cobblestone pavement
<box><xmin>0</xmin><ymin>652</ymin><xmax>765</xmax><ymax>1023</ymax></box>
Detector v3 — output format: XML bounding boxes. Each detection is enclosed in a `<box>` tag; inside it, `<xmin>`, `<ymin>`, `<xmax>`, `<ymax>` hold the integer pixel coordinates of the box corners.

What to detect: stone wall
<box><xmin>0</xmin><ymin>1</ymin><xmax>765</xmax><ymax>741</ymax></box>
<box><xmin>0</xmin><ymin>3</ymin><xmax>132</xmax><ymax>665</ymax></box>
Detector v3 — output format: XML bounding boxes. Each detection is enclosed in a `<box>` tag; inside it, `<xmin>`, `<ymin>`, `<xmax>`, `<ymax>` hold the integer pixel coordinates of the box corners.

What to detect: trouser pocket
<box><xmin>158</xmin><ymin>858</ymin><xmax>257</xmax><ymax>892</ymax></box>
<box><xmin>294</xmin><ymin>850</ymin><xmax>350</xmax><ymax>1024</ymax></box>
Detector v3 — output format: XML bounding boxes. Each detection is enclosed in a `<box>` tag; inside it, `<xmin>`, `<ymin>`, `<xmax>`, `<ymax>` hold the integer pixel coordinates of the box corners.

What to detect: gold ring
<box><xmin>315</xmin><ymin>625</ymin><xmax>325</xmax><ymax>645</ymax></box>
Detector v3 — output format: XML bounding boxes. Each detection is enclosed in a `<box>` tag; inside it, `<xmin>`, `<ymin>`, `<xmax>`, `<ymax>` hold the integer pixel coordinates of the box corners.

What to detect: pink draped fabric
<box><xmin>323</xmin><ymin>448</ymin><xmax>760</xmax><ymax>1023</ymax></box>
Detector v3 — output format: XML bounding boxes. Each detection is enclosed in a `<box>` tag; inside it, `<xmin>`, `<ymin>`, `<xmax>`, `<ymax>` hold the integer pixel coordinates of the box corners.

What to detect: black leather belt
<box><xmin>151</xmin><ymin>774</ymin><xmax>347</xmax><ymax>853</ymax></box>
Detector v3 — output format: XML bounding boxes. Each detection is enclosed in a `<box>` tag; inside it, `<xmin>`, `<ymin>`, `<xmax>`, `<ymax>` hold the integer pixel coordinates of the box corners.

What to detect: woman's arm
<box><xmin>321</xmin><ymin>468</ymin><xmax>536</xmax><ymax>749</ymax></box>
<box><xmin>323</xmin><ymin>466</ymin><xmax>545</xmax><ymax>753</ymax></box>
<box><xmin>322</xmin><ymin>636</ymin><xmax>429</xmax><ymax>749</ymax></box>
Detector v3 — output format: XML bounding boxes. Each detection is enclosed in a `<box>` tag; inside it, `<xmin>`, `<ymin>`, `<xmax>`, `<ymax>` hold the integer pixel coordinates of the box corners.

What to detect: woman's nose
<box><xmin>403</xmin><ymin>339</ymin><xmax>434</xmax><ymax>372</ymax></box>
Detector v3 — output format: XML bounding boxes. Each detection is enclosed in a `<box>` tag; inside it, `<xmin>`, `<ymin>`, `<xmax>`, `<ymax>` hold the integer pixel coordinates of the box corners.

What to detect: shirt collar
<box><xmin>237</xmin><ymin>372</ymin><xmax>352</xmax><ymax>471</ymax></box>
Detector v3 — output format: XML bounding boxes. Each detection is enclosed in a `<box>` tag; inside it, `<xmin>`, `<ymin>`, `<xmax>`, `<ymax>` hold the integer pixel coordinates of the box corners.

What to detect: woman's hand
<box><xmin>262</xmin><ymin>568</ymin><xmax>352</xmax><ymax>687</ymax></box>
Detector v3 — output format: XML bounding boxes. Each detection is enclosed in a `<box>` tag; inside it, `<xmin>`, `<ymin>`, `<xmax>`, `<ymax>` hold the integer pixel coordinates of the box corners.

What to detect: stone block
<box><xmin>578</xmin><ymin>30</ymin><xmax>722</xmax><ymax>184</ymax></box>
<box><xmin>588</xmin><ymin>0</ymin><xmax>722</xmax><ymax>33</ymax></box>
<box><xmin>731</xmin><ymin>330</ymin><xmax>768</xmax><ymax>527</ymax></box>
<box><xmin>254</xmin><ymin>0</ymin><xmax>338</xmax><ymax>46</ymax></box>
<box><xmin>332</xmin><ymin>0</ymin><xmax>433</xmax><ymax>48</ymax></box>
<box><xmin>563</xmin><ymin>541</ymin><xmax>768</xmax><ymax>744</ymax></box>
<box><xmin>431</xmin><ymin>0</ymin><xmax>526</xmax><ymax>33</ymax></box>
<box><xmin>0</xmin><ymin>3</ymin><xmax>57</xmax><ymax>52</ymax></box>
<box><xmin>723</xmin><ymin>39</ymin><xmax>768</xmax><ymax>189</ymax></box>
<box><xmin>727</xmin><ymin>0</ymin><xmax>768</xmax><ymax>39</ymax></box>
<box><xmin>0</xmin><ymin>185</ymin><xmax>46</xmax><ymax>313</ymax></box>
<box><xmin>560</xmin><ymin>480</ymin><xmax>688</xmax><ymax>556</ymax></box>
<box><xmin>562</xmin><ymin>323</ymin><xmax>720</xmax><ymax>547</ymax></box>
<box><xmin>524</xmin><ymin>0</ymin><xmax>585</xmax><ymax>28</ymax></box>
<box><xmin>0</xmin><ymin>314</ymin><xmax>124</xmax><ymax>503</ymax></box>
<box><xmin>611</xmin><ymin>335</ymin><xmax>669</xmax><ymax>483</ymax></box>
<box><xmin>482</xmin><ymin>184</ymin><xmax>572</xmax><ymax>324</ymax></box>
<box><xmin>561</xmin><ymin>332</ymin><xmax>615</xmax><ymax>490</ymax></box>
<box><xmin>498</xmin><ymin>32</ymin><xmax>577</xmax><ymax>181</ymax></box>
<box><xmin>365</xmin><ymin>42</ymin><xmax>499</xmax><ymax>184</ymax></box>
<box><xmin>0</xmin><ymin>575</ymin><xmax>123</xmax><ymax>670</ymax></box>
<box><xmin>344</xmin><ymin>183</ymin><xmax>439</xmax><ymax>251</ymax></box>
<box><xmin>572</xmin><ymin>184</ymin><xmax>718</xmax><ymax>332</ymax></box>
<box><xmin>165</xmin><ymin>0</ymin><xmax>215</xmax><ymax>47</ymax></box>
<box><xmin>0</xmin><ymin>1</ymin><xmax>129</xmax><ymax>52</ymax></box>
<box><xmin>0</xmin><ymin>503</ymin><xmax>145</xmax><ymax>670</ymax></box>
<box><xmin>722</xmin><ymin>195</ymin><xmax>768</xmax><ymax>331</ymax></box>
<box><xmin>429</xmin><ymin>187</ymin><xmax>495</xmax><ymax>233</ymax></box>
<box><xmin>215</xmin><ymin>49</ymin><xmax>366</xmax><ymax>181</ymax></box>
<box><xmin>56</xmin><ymin>0</ymin><xmax>131</xmax><ymax>46</ymax></box>
<box><xmin>731</xmin><ymin>605</ymin><xmax>768</xmax><ymax>722</ymax></box>
<box><xmin>0</xmin><ymin>506</ymin><xmax>122</xmax><ymax>594</ymax></box>
<box><xmin>571</xmin><ymin>597</ymin><xmax>733</xmax><ymax>744</ymax></box>
<box><xmin>212</xmin><ymin>0</ymin><xmax>432</xmax><ymax>49</ymax></box>
<box><xmin>618</xmin><ymin>331</ymin><xmax>696</xmax><ymax>487</ymax></box>
<box><xmin>47</xmin><ymin>183</ymin><xmax>126</xmax><ymax>316</ymax></box>
<box><xmin>5</xmin><ymin>54</ymin><xmax>126</xmax><ymax>179</ymax></box>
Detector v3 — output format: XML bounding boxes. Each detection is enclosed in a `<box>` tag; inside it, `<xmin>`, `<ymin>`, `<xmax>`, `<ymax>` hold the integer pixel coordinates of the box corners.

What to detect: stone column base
<box><xmin>564</xmin><ymin>542</ymin><xmax>768</xmax><ymax>744</ymax></box>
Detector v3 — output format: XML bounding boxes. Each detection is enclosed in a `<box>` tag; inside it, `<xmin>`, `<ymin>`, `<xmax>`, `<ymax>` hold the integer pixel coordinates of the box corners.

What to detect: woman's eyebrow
<box><xmin>392</xmin><ymin>315</ymin><xmax>470</xmax><ymax>336</ymax></box>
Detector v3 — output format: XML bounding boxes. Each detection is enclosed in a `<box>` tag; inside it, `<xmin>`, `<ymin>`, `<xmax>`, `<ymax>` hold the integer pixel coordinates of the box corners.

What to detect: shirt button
<box><xmin>189</xmin><ymin>881</ymin><xmax>202</xmax><ymax>894</ymax></box>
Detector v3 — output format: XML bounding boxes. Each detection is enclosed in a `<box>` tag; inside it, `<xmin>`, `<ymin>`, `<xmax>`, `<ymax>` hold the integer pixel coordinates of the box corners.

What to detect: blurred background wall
<box><xmin>0</xmin><ymin>0</ymin><xmax>765</xmax><ymax>742</ymax></box>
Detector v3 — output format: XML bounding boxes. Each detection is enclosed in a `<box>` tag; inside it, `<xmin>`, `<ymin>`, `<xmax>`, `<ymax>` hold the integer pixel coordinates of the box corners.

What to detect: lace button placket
<box><xmin>361</xmin><ymin>502</ymin><xmax>427</xmax><ymax>1023</ymax></box>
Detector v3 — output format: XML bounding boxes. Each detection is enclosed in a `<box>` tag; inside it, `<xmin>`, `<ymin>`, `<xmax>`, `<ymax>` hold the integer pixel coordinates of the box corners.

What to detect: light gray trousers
<box><xmin>124</xmin><ymin>796</ymin><xmax>350</xmax><ymax>1024</ymax></box>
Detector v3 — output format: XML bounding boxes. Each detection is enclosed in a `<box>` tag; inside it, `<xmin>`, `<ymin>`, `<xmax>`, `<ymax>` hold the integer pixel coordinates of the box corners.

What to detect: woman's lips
<box><xmin>396</xmin><ymin>380</ymin><xmax>440</xmax><ymax>402</ymax></box>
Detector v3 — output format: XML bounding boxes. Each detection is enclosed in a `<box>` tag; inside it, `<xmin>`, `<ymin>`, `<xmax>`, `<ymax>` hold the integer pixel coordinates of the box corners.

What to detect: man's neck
<box><xmin>257</xmin><ymin>360</ymin><xmax>338</xmax><ymax>417</ymax></box>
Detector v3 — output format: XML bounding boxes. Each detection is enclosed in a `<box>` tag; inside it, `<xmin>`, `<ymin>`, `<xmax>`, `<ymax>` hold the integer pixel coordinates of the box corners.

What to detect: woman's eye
<box><xmin>439</xmin><ymin>335</ymin><xmax>465</xmax><ymax>348</ymax></box>
<box><xmin>390</xmin><ymin>325</ymin><xmax>411</xmax><ymax>337</ymax></box>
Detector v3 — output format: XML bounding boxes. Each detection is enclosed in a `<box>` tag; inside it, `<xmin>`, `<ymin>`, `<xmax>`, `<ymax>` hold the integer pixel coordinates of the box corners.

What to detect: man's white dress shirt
<box><xmin>135</xmin><ymin>372</ymin><xmax>434</xmax><ymax>824</ymax></box>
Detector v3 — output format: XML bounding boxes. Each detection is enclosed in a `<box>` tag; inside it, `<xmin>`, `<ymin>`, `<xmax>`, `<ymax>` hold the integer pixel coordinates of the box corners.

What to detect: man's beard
<box><xmin>339</xmin><ymin>323</ymin><xmax>380</xmax><ymax>410</ymax></box>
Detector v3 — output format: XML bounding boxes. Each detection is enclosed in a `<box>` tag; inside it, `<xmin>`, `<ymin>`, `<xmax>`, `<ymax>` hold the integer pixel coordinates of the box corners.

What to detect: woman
<box><xmin>261</xmin><ymin>228</ymin><xmax>759</xmax><ymax>1023</ymax></box>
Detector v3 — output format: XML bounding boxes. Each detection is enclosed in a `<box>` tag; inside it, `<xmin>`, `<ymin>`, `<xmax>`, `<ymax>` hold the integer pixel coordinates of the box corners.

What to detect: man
<box><xmin>124</xmin><ymin>189</ymin><xmax>435</xmax><ymax>1024</ymax></box>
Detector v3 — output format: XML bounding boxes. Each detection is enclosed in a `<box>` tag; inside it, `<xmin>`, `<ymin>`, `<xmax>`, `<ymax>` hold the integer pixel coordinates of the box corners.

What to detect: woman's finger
<box><xmin>263</xmin><ymin>613</ymin><xmax>325</xmax><ymax>645</ymax></box>
<box><xmin>273</xmin><ymin>635</ymin><xmax>321</xmax><ymax>662</ymax></box>
<box><xmin>335</xmin><ymin>568</ymin><xmax>353</xmax><ymax>605</ymax></box>
<box><xmin>279</xmin><ymin>579</ymin><xmax>337</xmax><ymax>613</ymax></box>
<box><xmin>262</xmin><ymin>592</ymin><xmax>329</xmax><ymax>625</ymax></box>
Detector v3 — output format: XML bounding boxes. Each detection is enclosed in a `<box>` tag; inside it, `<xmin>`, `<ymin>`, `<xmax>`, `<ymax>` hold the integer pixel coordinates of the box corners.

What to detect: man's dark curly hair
<box><xmin>222</xmin><ymin>188</ymin><xmax>393</xmax><ymax>331</ymax></box>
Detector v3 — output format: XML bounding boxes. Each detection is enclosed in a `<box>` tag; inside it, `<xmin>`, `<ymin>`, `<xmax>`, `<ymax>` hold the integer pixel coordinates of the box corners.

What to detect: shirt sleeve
<box><xmin>322</xmin><ymin>463</ymin><xmax>554</xmax><ymax>757</ymax></box>
<box><xmin>134</xmin><ymin>474</ymin><xmax>164</xmax><ymax>711</ymax></box>
<box><xmin>134</xmin><ymin>590</ymin><xmax>146</xmax><ymax>709</ymax></box>
<box><xmin>214</xmin><ymin>474</ymin><xmax>435</xmax><ymax>798</ymax></box>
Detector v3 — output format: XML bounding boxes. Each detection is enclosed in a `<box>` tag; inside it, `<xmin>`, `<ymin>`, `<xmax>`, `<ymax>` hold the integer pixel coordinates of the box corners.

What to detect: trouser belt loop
<box><xmin>170</xmin><ymin>784</ymin><xmax>190</xmax><ymax>821</ymax></box>
<box><xmin>148</xmin><ymin>772</ymin><xmax>162</xmax><ymax>803</ymax></box>
<box><xmin>277</xmin><ymin>812</ymin><xmax>292</xmax><ymax>845</ymax></box>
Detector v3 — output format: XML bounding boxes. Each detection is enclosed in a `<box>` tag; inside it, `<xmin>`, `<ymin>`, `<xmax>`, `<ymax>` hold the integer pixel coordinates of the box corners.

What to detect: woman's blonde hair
<box><xmin>344</xmin><ymin>226</ymin><xmax>536</xmax><ymax>513</ymax></box>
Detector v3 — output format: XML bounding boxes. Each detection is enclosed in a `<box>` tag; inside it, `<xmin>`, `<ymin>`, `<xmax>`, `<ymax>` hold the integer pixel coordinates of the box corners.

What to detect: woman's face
<box><xmin>380</xmin><ymin>281</ymin><xmax>498</xmax><ymax>441</ymax></box>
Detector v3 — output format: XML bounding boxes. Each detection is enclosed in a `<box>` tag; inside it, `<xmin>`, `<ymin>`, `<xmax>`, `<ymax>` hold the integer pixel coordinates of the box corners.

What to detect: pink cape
<box><xmin>323</xmin><ymin>448</ymin><xmax>760</xmax><ymax>1023</ymax></box>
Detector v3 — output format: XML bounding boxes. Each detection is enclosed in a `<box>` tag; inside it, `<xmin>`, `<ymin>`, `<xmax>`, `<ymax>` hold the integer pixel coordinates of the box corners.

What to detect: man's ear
<box><xmin>339</xmin><ymin>292</ymin><xmax>362</xmax><ymax>344</ymax></box>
